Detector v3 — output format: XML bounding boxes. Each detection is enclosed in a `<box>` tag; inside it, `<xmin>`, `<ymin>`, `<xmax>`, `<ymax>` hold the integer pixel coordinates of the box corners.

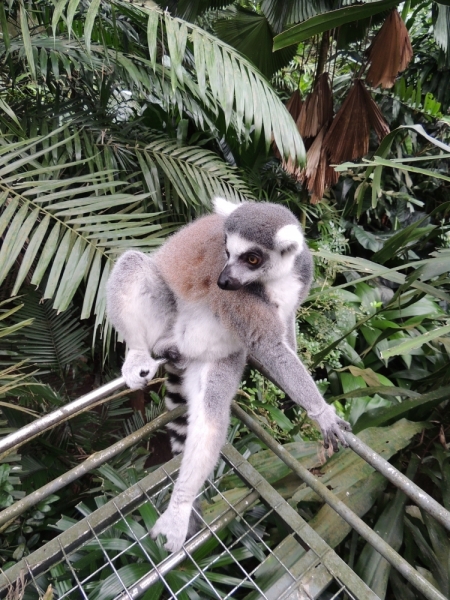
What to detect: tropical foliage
<box><xmin>1</xmin><ymin>0</ymin><xmax>450</xmax><ymax>599</ymax></box>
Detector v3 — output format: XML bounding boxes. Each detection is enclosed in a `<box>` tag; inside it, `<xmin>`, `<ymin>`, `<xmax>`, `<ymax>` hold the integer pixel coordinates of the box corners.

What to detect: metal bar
<box><xmin>249</xmin><ymin>357</ymin><xmax>450</xmax><ymax>533</ymax></box>
<box><xmin>344</xmin><ymin>431</ymin><xmax>450</xmax><ymax>532</ymax></box>
<box><xmin>232</xmin><ymin>403</ymin><xmax>447</xmax><ymax>600</ymax></box>
<box><xmin>222</xmin><ymin>442</ymin><xmax>380</xmax><ymax>600</ymax></box>
<box><xmin>0</xmin><ymin>406</ymin><xmax>187</xmax><ymax>529</ymax></box>
<box><xmin>0</xmin><ymin>377</ymin><xmax>127</xmax><ymax>458</ymax></box>
<box><xmin>0</xmin><ymin>456</ymin><xmax>181</xmax><ymax>594</ymax></box>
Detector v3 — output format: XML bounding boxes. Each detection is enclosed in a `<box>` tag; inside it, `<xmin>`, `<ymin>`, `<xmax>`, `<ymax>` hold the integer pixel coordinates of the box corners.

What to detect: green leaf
<box><xmin>273</xmin><ymin>0</ymin><xmax>401</xmax><ymax>49</ymax></box>
<box><xmin>147</xmin><ymin>11</ymin><xmax>159</xmax><ymax>70</ymax></box>
<box><xmin>84</xmin><ymin>0</ymin><xmax>101</xmax><ymax>54</ymax></box>
<box><xmin>0</xmin><ymin>207</ymin><xmax>39</xmax><ymax>287</ymax></box>
<box><xmin>353</xmin><ymin>386</ymin><xmax>450</xmax><ymax>432</ymax></box>
<box><xmin>43</xmin><ymin>229</ymin><xmax>73</xmax><ymax>300</ymax></box>
<box><xmin>91</xmin><ymin>564</ymin><xmax>151</xmax><ymax>600</ymax></box>
<box><xmin>355</xmin><ymin>458</ymin><xmax>419</xmax><ymax>598</ymax></box>
<box><xmin>12</xmin><ymin>215</ymin><xmax>51</xmax><ymax>295</ymax></box>
<box><xmin>19</xmin><ymin>0</ymin><xmax>37</xmax><ymax>80</ymax></box>
<box><xmin>52</xmin><ymin>0</ymin><xmax>69</xmax><ymax>37</ymax></box>
<box><xmin>380</xmin><ymin>324</ymin><xmax>450</xmax><ymax>360</ymax></box>
<box><xmin>292</xmin><ymin>419</ymin><xmax>425</xmax><ymax>505</ymax></box>
<box><xmin>31</xmin><ymin>221</ymin><xmax>61</xmax><ymax>287</ymax></box>
<box><xmin>214</xmin><ymin>8</ymin><xmax>295</xmax><ymax>78</ymax></box>
<box><xmin>66</xmin><ymin>0</ymin><xmax>82</xmax><ymax>37</ymax></box>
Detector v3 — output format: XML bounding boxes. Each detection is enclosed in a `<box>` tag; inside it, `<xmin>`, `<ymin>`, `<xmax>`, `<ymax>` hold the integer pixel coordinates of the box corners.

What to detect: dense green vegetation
<box><xmin>1</xmin><ymin>0</ymin><xmax>450</xmax><ymax>598</ymax></box>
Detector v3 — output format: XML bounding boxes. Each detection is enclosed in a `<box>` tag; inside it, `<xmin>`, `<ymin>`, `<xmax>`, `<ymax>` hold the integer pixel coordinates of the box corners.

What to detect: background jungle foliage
<box><xmin>0</xmin><ymin>0</ymin><xmax>450</xmax><ymax>598</ymax></box>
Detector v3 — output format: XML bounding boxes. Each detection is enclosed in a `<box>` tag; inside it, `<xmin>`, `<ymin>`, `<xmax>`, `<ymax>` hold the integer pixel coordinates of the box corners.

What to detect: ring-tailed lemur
<box><xmin>106</xmin><ymin>198</ymin><xmax>351</xmax><ymax>553</ymax></box>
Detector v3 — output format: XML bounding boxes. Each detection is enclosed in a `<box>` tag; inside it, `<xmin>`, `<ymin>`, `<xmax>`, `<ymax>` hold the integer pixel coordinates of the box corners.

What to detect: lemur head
<box><xmin>213</xmin><ymin>197</ymin><xmax>304</xmax><ymax>291</ymax></box>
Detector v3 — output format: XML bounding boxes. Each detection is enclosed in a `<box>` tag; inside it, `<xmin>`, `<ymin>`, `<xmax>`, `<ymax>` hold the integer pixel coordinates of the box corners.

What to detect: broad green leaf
<box><xmin>0</xmin><ymin>98</ymin><xmax>21</xmax><ymax>127</ymax></box>
<box><xmin>66</xmin><ymin>0</ymin><xmax>82</xmax><ymax>36</ymax></box>
<box><xmin>353</xmin><ymin>386</ymin><xmax>450</xmax><ymax>432</ymax></box>
<box><xmin>291</xmin><ymin>419</ymin><xmax>425</xmax><ymax>504</ymax></box>
<box><xmin>54</xmin><ymin>242</ymin><xmax>92</xmax><ymax>311</ymax></box>
<box><xmin>273</xmin><ymin>0</ymin><xmax>401</xmax><ymax>49</ymax></box>
<box><xmin>12</xmin><ymin>215</ymin><xmax>50</xmax><ymax>295</ymax></box>
<box><xmin>91</xmin><ymin>564</ymin><xmax>151</xmax><ymax>600</ymax></box>
<box><xmin>221</xmin><ymin>440</ymin><xmax>321</xmax><ymax>490</ymax></box>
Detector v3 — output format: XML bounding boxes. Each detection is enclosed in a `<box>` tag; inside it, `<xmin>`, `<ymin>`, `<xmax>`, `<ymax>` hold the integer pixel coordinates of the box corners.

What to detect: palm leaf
<box><xmin>273</xmin><ymin>0</ymin><xmax>401</xmax><ymax>49</ymax></box>
<box><xmin>9</xmin><ymin>1</ymin><xmax>305</xmax><ymax>165</ymax></box>
<box><xmin>9</xmin><ymin>290</ymin><xmax>88</xmax><ymax>373</ymax></box>
<box><xmin>0</xmin><ymin>125</ymin><xmax>252</xmax><ymax>326</ymax></box>
<box><xmin>213</xmin><ymin>7</ymin><xmax>296</xmax><ymax>79</ymax></box>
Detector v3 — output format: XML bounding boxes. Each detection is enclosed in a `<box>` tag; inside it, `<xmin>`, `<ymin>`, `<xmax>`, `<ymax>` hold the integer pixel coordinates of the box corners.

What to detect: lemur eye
<box><xmin>247</xmin><ymin>254</ymin><xmax>260</xmax><ymax>266</ymax></box>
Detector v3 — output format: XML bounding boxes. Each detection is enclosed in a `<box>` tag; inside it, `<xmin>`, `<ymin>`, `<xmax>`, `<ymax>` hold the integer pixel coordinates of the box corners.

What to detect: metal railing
<box><xmin>0</xmin><ymin>377</ymin><xmax>449</xmax><ymax>600</ymax></box>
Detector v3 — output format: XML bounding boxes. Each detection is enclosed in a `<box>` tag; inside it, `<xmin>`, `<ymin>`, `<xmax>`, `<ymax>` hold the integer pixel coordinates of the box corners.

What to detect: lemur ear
<box><xmin>275</xmin><ymin>224</ymin><xmax>304</xmax><ymax>254</ymax></box>
<box><xmin>213</xmin><ymin>197</ymin><xmax>241</xmax><ymax>217</ymax></box>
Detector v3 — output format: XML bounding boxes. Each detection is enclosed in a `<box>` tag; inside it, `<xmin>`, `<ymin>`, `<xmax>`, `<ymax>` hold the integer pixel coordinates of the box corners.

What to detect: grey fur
<box><xmin>106</xmin><ymin>198</ymin><xmax>351</xmax><ymax>553</ymax></box>
<box><xmin>225</xmin><ymin>203</ymin><xmax>298</xmax><ymax>249</ymax></box>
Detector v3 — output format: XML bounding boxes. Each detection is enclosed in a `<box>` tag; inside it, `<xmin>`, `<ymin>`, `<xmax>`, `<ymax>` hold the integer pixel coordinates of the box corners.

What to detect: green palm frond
<box><xmin>0</xmin><ymin>125</ymin><xmax>251</xmax><ymax>325</ymax></box>
<box><xmin>5</xmin><ymin>0</ymin><xmax>305</xmax><ymax>166</ymax></box>
<box><xmin>9</xmin><ymin>290</ymin><xmax>88</xmax><ymax>373</ymax></box>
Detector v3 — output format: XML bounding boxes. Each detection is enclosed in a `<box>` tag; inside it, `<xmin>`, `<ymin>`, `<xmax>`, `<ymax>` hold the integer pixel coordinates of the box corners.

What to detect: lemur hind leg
<box><xmin>163</xmin><ymin>362</ymin><xmax>205</xmax><ymax>538</ymax></box>
<box><xmin>106</xmin><ymin>250</ymin><xmax>176</xmax><ymax>389</ymax></box>
<box><xmin>151</xmin><ymin>350</ymin><xmax>246</xmax><ymax>553</ymax></box>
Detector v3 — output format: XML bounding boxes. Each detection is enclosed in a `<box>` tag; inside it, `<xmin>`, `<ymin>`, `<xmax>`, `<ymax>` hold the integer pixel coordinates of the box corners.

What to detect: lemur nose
<box><xmin>217</xmin><ymin>271</ymin><xmax>242</xmax><ymax>290</ymax></box>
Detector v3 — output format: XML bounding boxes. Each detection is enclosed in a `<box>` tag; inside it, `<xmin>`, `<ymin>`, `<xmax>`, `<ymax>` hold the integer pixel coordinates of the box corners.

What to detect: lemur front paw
<box><xmin>122</xmin><ymin>349</ymin><xmax>165</xmax><ymax>390</ymax></box>
<box><xmin>150</xmin><ymin>505</ymin><xmax>192</xmax><ymax>553</ymax></box>
<box><xmin>309</xmin><ymin>404</ymin><xmax>351</xmax><ymax>453</ymax></box>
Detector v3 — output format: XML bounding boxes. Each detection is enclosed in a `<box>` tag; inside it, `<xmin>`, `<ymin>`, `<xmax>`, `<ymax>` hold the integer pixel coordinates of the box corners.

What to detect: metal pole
<box><xmin>249</xmin><ymin>356</ymin><xmax>450</xmax><ymax>532</ymax></box>
<box><xmin>344</xmin><ymin>431</ymin><xmax>450</xmax><ymax>532</ymax></box>
<box><xmin>232</xmin><ymin>403</ymin><xmax>447</xmax><ymax>600</ymax></box>
<box><xmin>0</xmin><ymin>377</ymin><xmax>127</xmax><ymax>458</ymax></box>
<box><xmin>0</xmin><ymin>406</ymin><xmax>187</xmax><ymax>529</ymax></box>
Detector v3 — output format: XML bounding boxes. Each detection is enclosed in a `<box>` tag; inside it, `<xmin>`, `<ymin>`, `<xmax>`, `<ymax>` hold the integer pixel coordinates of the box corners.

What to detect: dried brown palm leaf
<box><xmin>302</xmin><ymin>125</ymin><xmax>339</xmax><ymax>203</ymax></box>
<box><xmin>297</xmin><ymin>73</ymin><xmax>333</xmax><ymax>139</ymax></box>
<box><xmin>273</xmin><ymin>90</ymin><xmax>303</xmax><ymax>160</ymax></box>
<box><xmin>281</xmin><ymin>156</ymin><xmax>302</xmax><ymax>180</ymax></box>
<box><xmin>323</xmin><ymin>80</ymin><xmax>389</xmax><ymax>164</ymax></box>
<box><xmin>286</xmin><ymin>89</ymin><xmax>303</xmax><ymax>121</ymax></box>
<box><xmin>366</xmin><ymin>9</ymin><xmax>413</xmax><ymax>89</ymax></box>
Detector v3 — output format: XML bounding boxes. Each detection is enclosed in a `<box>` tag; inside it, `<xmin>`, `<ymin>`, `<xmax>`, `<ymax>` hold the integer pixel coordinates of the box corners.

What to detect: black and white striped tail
<box><xmin>164</xmin><ymin>362</ymin><xmax>204</xmax><ymax>536</ymax></box>
<box><xmin>164</xmin><ymin>363</ymin><xmax>188</xmax><ymax>456</ymax></box>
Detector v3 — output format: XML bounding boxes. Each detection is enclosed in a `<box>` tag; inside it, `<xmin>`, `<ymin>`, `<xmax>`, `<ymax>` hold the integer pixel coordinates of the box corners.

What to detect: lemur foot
<box><xmin>309</xmin><ymin>404</ymin><xmax>351</xmax><ymax>453</ymax></box>
<box><xmin>122</xmin><ymin>349</ymin><xmax>165</xmax><ymax>390</ymax></box>
<box><xmin>150</xmin><ymin>504</ymin><xmax>192</xmax><ymax>553</ymax></box>
<box><xmin>153</xmin><ymin>339</ymin><xmax>188</xmax><ymax>369</ymax></box>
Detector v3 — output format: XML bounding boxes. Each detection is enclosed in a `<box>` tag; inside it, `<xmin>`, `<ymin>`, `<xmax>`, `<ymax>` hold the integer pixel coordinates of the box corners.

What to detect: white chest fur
<box><xmin>265</xmin><ymin>274</ymin><xmax>302</xmax><ymax>326</ymax></box>
<box><xmin>174</xmin><ymin>301</ymin><xmax>242</xmax><ymax>362</ymax></box>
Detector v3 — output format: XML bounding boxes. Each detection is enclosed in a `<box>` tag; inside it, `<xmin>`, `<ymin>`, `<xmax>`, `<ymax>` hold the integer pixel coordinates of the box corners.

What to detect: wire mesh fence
<box><xmin>0</xmin><ymin>441</ymin><xmax>376</xmax><ymax>600</ymax></box>
<box><xmin>1</xmin><ymin>379</ymin><xmax>449</xmax><ymax>600</ymax></box>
